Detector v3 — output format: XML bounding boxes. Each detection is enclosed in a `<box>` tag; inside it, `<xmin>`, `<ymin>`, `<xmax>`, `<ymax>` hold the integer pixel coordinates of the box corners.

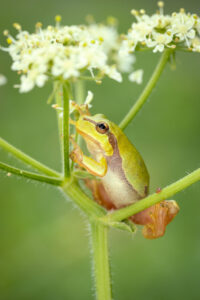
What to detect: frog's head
<box><xmin>75</xmin><ymin>114</ymin><xmax>116</xmax><ymax>156</ymax></box>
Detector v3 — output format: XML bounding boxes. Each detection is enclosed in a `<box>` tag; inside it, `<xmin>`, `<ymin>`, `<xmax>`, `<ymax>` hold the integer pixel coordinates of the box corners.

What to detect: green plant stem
<box><xmin>102</xmin><ymin>168</ymin><xmax>200</xmax><ymax>223</ymax></box>
<box><xmin>75</xmin><ymin>80</ymin><xmax>85</xmax><ymax>145</ymax></box>
<box><xmin>0</xmin><ymin>137</ymin><xmax>61</xmax><ymax>177</ymax></box>
<box><xmin>0</xmin><ymin>161</ymin><xmax>63</xmax><ymax>186</ymax></box>
<box><xmin>119</xmin><ymin>49</ymin><xmax>173</xmax><ymax>130</ymax></box>
<box><xmin>47</xmin><ymin>81</ymin><xmax>60</xmax><ymax>104</ymax></box>
<box><xmin>91</xmin><ymin>222</ymin><xmax>112</xmax><ymax>300</ymax></box>
<box><xmin>63</xmin><ymin>83</ymin><xmax>70</xmax><ymax>178</ymax></box>
<box><xmin>75</xmin><ymin>80</ymin><xmax>85</xmax><ymax>105</ymax></box>
<box><xmin>54</xmin><ymin>82</ymin><xmax>64</xmax><ymax>167</ymax></box>
<box><xmin>62</xmin><ymin>178</ymin><xmax>113</xmax><ymax>300</ymax></box>
<box><xmin>62</xmin><ymin>181</ymin><xmax>105</xmax><ymax>218</ymax></box>
<box><xmin>71</xmin><ymin>80</ymin><xmax>86</xmax><ymax>171</ymax></box>
<box><xmin>62</xmin><ymin>181</ymin><xmax>135</xmax><ymax>234</ymax></box>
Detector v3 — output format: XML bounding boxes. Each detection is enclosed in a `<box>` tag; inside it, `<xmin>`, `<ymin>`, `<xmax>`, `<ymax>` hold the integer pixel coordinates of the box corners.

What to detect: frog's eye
<box><xmin>96</xmin><ymin>122</ymin><xmax>109</xmax><ymax>134</ymax></box>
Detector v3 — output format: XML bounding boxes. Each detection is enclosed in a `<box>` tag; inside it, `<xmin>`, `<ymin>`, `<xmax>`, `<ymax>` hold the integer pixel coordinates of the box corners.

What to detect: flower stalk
<box><xmin>119</xmin><ymin>48</ymin><xmax>173</xmax><ymax>130</ymax></box>
<box><xmin>0</xmin><ymin>161</ymin><xmax>63</xmax><ymax>186</ymax></box>
<box><xmin>62</xmin><ymin>82</ymin><xmax>71</xmax><ymax>178</ymax></box>
<box><xmin>0</xmin><ymin>137</ymin><xmax>61</xmax><ymax>177</ymax></box>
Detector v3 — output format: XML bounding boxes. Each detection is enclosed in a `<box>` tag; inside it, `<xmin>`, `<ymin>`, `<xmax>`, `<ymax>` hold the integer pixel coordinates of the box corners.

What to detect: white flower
<box><xmin>52</xmin><ymin>56</ymin><xmax>80</xmax><ymax>79</ymax></box>
<box><xmin>146</xmin><ymin>31</ymin><xmax>173</xmax><ymax>52</ymax></box>
<box><xmin>131</xmin><ymin>22</ymin><xmax>153</xmax><ymax>41</ymax></box>
<box><xmin>84</xmin><ymin>90</ymin><xmax>94</xmax><ymax>107</ymax></box>
<box><xmin>117</xmin><ymin>41</ymin><xmax>136</xmax><ymax>73</ymax></box>
<box><xmin>171</xmin><ymin>12</ymin><xmax>196</xmax><ymax>46</ymax></box>
<box><xmin>191</xmin><ymin>37</ymin><xmax>200</xmax><ymax>52</ymax></box>
<box><xmin>87</xmin><ymin>24</ymin><xmax>118</xmax><ymax>54</ymax></box>
<box><xmin>88</xmin><ymin>23</ymin><xmax>135</xmax><ymax>74</ymax></box>
<box><xmin>103</xmin><ymin>65</ymin><xmax>122</xmax><ymax>82</ymax></box>
<box><xmin>116</xmin><ymin>50</ymin><xmax>135</xmax><ymax>73</ymax></box>
<box><xmin>129</xmin><ymin>69</ymin><xmax>143</xmax><ymax>84</ymax></box>
<box><xmin>0</xmin><ymin>74</ymin><xmax>7</xmax><ymax>86</ymax></box>
<box><xmin>151</xmin><ymin>14</ymin><xmax>171</xmax><ymax>29</ymax></box>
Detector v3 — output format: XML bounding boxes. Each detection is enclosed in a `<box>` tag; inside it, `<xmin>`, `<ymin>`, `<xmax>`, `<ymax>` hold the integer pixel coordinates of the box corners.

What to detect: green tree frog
<box><xmin>70</xmin><ymin>110</ymin><xmax>179</xmax><ymax>239</ymax></box>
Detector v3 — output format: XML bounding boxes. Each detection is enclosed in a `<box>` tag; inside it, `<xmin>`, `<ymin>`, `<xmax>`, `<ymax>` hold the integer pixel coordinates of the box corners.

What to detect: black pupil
<box><xmin>98</xmin><ymin>123</ymin><xmax>106</xmax><ymax>130</ymax></box>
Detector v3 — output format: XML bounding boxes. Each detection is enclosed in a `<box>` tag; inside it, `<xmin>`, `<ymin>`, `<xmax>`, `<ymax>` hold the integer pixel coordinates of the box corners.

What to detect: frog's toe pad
<box><xmin>70</xmin><ymin>148</ymin><xmax>83</xmax><ymax>163</ymax></box>
<box><xmin>131</xmin><ymin>200</ymin><xmax>180</xmax><ymax>239</ymax></box>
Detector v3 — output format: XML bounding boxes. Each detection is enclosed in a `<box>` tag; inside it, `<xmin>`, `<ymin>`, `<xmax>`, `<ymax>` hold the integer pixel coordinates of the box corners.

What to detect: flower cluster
<box><xmin>122</xmin><ymin>2</ymin><xmax>200</xmax><ymax>53</ymax></box>
<box><xmin>1</xmin><ymin>17</ymin><xmax>135</xmax><ymax>93</ymax></box>
<box><xmin>87</xmin><ymin>22</ymin><xmax>135</xmax><ymax>73</ymax></box>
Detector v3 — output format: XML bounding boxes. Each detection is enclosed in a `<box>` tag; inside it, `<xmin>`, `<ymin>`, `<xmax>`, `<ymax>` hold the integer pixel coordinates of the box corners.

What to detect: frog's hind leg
<box><xmin>131</xmin><ymin>200</ymin><xmax>180</xmax><ymax>239</ymax></box>
<box><xmin>85</xmin><ymin>179</ymin><xmax>116</xmax><ymax>210</ymax></box>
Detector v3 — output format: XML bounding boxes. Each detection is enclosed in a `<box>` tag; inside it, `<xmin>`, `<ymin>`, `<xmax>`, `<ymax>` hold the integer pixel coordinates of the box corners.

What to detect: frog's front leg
<box><xmin>70</xmin><ymin>141</ymin><xmax>107</xmax><ymax>177</ymax></box>
<box><xmin>131</xmin><ymin>200</ymin><xmax>180</xmax><ymax>239</ymax></box>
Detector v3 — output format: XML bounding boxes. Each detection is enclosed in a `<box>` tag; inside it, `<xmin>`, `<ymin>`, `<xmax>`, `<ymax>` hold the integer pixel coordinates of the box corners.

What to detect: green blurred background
<box><xmin>0</xmin><ymin>0</ymin><xmax>200</xmax><ymax>299</ymax></box>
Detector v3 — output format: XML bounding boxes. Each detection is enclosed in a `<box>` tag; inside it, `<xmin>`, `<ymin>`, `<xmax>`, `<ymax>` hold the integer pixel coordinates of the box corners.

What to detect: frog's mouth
<box><xmin>76</xmin><ymin>128</ymin><xmax>104</xmax><ymax>153</ymax></box>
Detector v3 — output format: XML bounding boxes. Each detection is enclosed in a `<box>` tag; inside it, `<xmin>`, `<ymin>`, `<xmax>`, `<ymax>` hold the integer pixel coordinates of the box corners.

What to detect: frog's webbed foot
<box><xmin>131</xmin><ymin>200</ymin><xmax>180</xmax><ymax>239</ymax></box>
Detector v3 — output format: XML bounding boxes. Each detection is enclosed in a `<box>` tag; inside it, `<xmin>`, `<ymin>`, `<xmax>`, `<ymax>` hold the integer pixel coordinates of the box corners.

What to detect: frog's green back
<box><xmin>109</xmin><ymin>121</ymin><xmax>149</xmax><ymax>198</ymax></box>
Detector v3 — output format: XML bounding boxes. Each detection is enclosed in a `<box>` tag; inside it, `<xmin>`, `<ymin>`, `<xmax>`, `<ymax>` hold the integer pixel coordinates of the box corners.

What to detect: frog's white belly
<box><xmin>101</xmin><ymin>167</ymin><xmax>139</xmax><ymax>209</ymax></box>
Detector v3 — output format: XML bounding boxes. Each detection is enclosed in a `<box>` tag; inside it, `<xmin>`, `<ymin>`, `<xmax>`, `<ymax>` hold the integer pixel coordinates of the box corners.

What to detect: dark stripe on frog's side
<box><xmin>106</xmin><ymin>131</ymin><xmax>142</xmax><ymax>200</ymax></box>
<box><xmin>83</xmin><ymin>117</ymin><xmax>142</xmax><ymax>200</ymax></box>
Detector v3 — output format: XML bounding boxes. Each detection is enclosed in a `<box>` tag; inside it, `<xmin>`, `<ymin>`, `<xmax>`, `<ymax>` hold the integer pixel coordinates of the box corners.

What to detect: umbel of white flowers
<box><xmin>1</xmin><ymin>17</ymin><xmax>135</xmax><ymax>93</ymax></box>
<box><xmin>1</xmin><ymin>2</ymin><xmax>199</xmax><ymax>93</ymax></box>
<box><xmin>123</xmin><ymin>2</ymin><xmax>200</xmax><ymax>54</ymax></box>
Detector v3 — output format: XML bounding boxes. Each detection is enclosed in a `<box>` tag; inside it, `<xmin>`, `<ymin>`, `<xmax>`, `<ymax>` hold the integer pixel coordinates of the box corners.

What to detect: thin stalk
<box><xmin>91</xmin><ymin>222</ymin><xmax>112</xmax><ymax>300</ymax></box>
<box><xmin>47</xmin><ymin>81</ymin><xmax>60</xmax><ymax>104</ymax></box>
<box><xmin>71</xmin><ymin>80</ymin><xmax>86</xmax><ymax>171</ymax></box>
<box><xmin>0</xmin><ymin>137</ymin><xmax>61</xmax><ymax>177</ymax></box>
<box><xmin>102</xmin><ymin>168</ymin><xmax>200</xmax><ymax>223</ymax></box>
<box><xmin>75</xmin><ymin>80</ymin><xmax>85</xmax><ymax>105</ymax></box>
<box><xmin>54</xmin><ymin>82</ymin><xmax>65</xmax><ymax>171</ymax></box>
<box><xmin>0</xmin><ymin>161</ymin><xmax>63</xmax><ymax>186</ymax></box>
<box><xmin>119</xmin><ymin>49</ymin><xmax>173</xmax><ymax>130</ymax></box>
<box><xmin>62</xmin><ymin>181</ymin><xmax>105</xmax><ymax>218</ymax></box>
<box><xmin>63</xmin><ymin>83</ymin><xmax>70</xmax><ymax>178</ymax></box>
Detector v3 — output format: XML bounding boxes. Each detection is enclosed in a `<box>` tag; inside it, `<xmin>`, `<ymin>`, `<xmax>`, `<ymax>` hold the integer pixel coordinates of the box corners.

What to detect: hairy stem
<box><xmin>91</xmin><ymin>222</ymin><xmax>112</xmax><ymax>300</ymax></box>
<box><xmin>102</xmin><ymin>168</ymin><xmax>200</xmax><ymax>223</ymax></box>
<box><xmin>119</xmin><ymin>49</ymin><xmax>173</xmax><ymax>130</ymax></box>
<box><xmin>0</xmin><ymin>161</ymin><xmax>63</xmax><ymax>186</ymax></box>
<box><xmin>63</xmin><ymin>83</ymin><xmax>70</xmax><ymax>178</ymax></box>
<box><xmin>0</xmin><ymin>137</ymin><xmax>61</xmax><ymax>177</ymax></box>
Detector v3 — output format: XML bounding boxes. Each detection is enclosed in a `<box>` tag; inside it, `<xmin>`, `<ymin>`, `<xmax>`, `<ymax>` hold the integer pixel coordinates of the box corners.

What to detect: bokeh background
<box><xmin>0</xmin><ymin>0</ymin><xmax>200</xmax><ymax>299</ymax></box>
